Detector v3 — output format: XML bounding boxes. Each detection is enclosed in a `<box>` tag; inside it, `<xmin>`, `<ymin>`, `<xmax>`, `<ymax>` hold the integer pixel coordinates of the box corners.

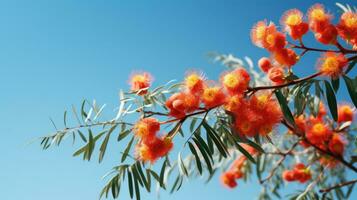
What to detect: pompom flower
<box><xmin>202</xmin><ymin>85</ymin><xmax>226</xmax><ymax>108</ymax></box>
<box><xmin>224</xmin><ymin>94</ymin><xmax>245</xmax><ymax>114</ymax></box>
<box><xmin>308</xmin><ymin>4</ymin><xmax>332</xmax><ymax>33</ymax></box>
<box><xmin>314</xmin><ymin>24</ymin><xmax>337</xmax><ymax>44</ymax></box>
<box><xmin>166</xmin><ymin>92</ymin><xmax>200</xmax><ymax>118</ymax></box>
<box><xmin>136</xmin><ymin>136</ymin><xmax>173</xmax><ymax>163</ymax></box>
<box><xmin>306</xmin><ymin>122</ymin><xmax>332</xmax><ymax>144</ymax></box>
<box><xmin>184</xmin><ymin>71</ymin><xmax>205</xmax><ymax>95</ymax></box>
<box><xmin>268</xmin><ymin>66</ymin><xmax>285</xmax><ymax>84</ymax></box>
<box><xmin>281</xmin><ymin>9</ymin><xmax>309</xmax><ymax>39</ymax></box>
<box><xmin>318</xmin><ymin>52</ymin><xmax>348</xmax><ymax>78</ymax></box>
<box><xmin>337</xmin><ymin>104</ymin><xmax>354</xmax><ymax>123</ymax></box>
<box><xmin>328</xmin><ymin>133</ymin><xmax>346</xmax><ymax>156</ymax></box>
<box><xmin>129</xmin><ymin>72</ymin><xmax>152</xmax><ymax>95</ymax></box>
<box><xmin>133</xmin><ymin>118</ymin><xmax>160</xmax><ymax>140</ymax></box>
<box><xmin>258</xmin><ymin>57</ymin><xmax>273</xmax><ymax>73</ymax></box>
<box><xmin>283</xmin><ymin>163</ymin><xmax>311</xmax><ymax>183</ymax></box>
<box><xmin>272</xmin><ymin>48</ymin><xmax>298</xmax><ymax>67</ymax></box>
<box><xmin>337</xmin><ymin>11</ymin><xmax>357</xmax><ymax>46</ymax></box>
<box><xmin>220</xmin><ymin>172</ymin><xmax>238</xmax><ymax>188</ymax></box>
<box><xmin>221</xmin><ymin>68</ymin><xmax>250</xmax><ymax>94</ymax></box>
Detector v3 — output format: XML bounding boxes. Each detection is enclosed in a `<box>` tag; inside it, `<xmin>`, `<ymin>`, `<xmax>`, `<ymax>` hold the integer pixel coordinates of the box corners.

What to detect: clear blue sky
<box><xmin>0</xmin><ymin>0</ymin><xmax>356</xmax><ymax>199</ymax></box>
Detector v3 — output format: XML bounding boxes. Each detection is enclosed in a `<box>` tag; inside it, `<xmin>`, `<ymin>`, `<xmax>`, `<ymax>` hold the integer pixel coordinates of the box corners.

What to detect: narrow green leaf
<box><xmin>77</xmin><ymin>130</ymin><xmax>87</xmax><ymax>142</ymax></box>
<box><xmin>121</xmin><ymin>136</ymin><xmax>135</xmax><ymax>162</ymax></box>
<box><xmin>193</xmin><ymin>138</ymin><xmax>213</xmax><ymax>173</ymax></box>
<box><xmin>203</xmin><ymin>121</ymin><xmax>228</xmax><ymax>157</ymax></box>
<box><xmin>159</xmin><ymin>160</ymin><xmax>167</xmax><ymax>188</ymax></box>
<box><xmin>343</xmin><ymin>75</ymin><xmax>357</xmax><ymax>108</ymax></box>
<box><xmin>275</xmin><ymin>90</ymin><xmax>295</xmax><ymax>127</ymax></box>
<box><xmin>178</xmin><ymin>153</ymin><xmax>189</xmax><ymax>176</ymax></box>
<box><xmin>331</xmin><ymin>77</ymin><xmax>340</xmax><ymax>92</ymax></box>
<box><xmin>99</xmin><ymin>124</ymin><xmax>118</xmax><ymax>163</ymax></box>
<box><xmin>135</xmin><ymin>162</ymin><xmax>149</xmax><ymax>192</ymax></box>
<box><xmin>345</xmin><ymin>60</ymin><xmax>356</xmax><ymax>74</ymax></box>
<box><xmin>324</xmin><ymin>81</ymin><xmax>338</xmax><ymax>121</ymax></box>
<box><xmin>133</xmin><ymin>172</ymin><xmax>141</xmax><ymax>200</ymax></box>
<box><xmin>235</xmin><ymin>142</ymin><xmax>256</xmax><ymax>163</ymax></box>
<box><xmin>188</xmin><ymin>142</ymin><xmax>202</xmax><ymax>174</ymax></box>
<box><xmin>127</xmin><ymin>169</ymin><xmax>134</xmax><ymax>199</ymax></box>
<box><xmin>118</xmin><ymin>129</ymin><xmax>131</xmax><ymax>141</ymax></box>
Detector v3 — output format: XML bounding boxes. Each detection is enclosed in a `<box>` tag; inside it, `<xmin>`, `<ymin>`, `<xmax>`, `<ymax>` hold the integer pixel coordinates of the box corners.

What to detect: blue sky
<box><xmin>0</xmin><ymin>0</ymin><xmax>356</xmax><ymax>199</ymax></box>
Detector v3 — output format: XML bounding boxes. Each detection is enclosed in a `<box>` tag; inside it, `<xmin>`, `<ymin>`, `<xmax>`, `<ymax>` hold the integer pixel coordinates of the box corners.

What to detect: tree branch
<box><xmin>319</xmin><ymin>179</ymin><xmax>357</xmax><ymax>194</ymax></box>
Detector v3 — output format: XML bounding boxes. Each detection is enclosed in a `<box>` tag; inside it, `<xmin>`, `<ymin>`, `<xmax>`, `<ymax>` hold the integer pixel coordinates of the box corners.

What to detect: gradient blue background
<box><xmin>0</xmin><ymin>0</ymin><xmax>356</xmax><ymax>199</ymax></box>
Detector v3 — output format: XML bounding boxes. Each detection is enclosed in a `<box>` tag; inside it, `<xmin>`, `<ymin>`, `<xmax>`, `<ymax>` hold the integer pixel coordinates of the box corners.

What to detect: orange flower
<box><xmin>293</xmin><ymin>163</ymin><xmax>311</xmax><ymax>183</ymax></box>
<box><xmin>314</xmin><ymin>24</ymin><xmax>337</xmax><ymax>44</ymax></box>
<box><xmin>272</xmin><ymin>48</ymin><xmax>298</xmax><ymax>67</ymax></box>
<box><xmin>224</xmin><ymin>94</ymin><xmax>245</xmax><ymax>114</ymax></box>
<box><xmin>283</xmin><ymin>163</ymin><xmax>311</xmax><ymax>183</ymax></box>
<box><xmin>251</xmin><ymin>21</ymin><xmax>286</xmax><ymax>51</ymax></box>
<box><xmin>281</xmin><ymin>9</ymin><xmax>309</xmax><ymax>39</ymax></box>
<box><xmin>337</xmin><ymin>104</ymin><xmax>354</xmax><ymax>123</ymax></box>
<box><xmin>328</xmin><ymin>133</ymin><xmax>345</xmax><ymax>156</ymax></box>
<box><xmin>268</xmin><ymin>66</ymin><xmax>285</xmax><ymax>84</ymax></box>
<box><xmin>184</xmin><ymin>71</ymin><xmax>205</xmax><ymax>95</ymax></box>
<box><xmin>220</xmin><ymin>172</ymin><xmax>238</xmax><ymax>188</ymax></box>
<box><xmin>166</xmin><ymin>92</ymin><xmax>200</xmax><ymax>118</ymax></box>
<box><xmin>234</xmin><ymin>92</ymin><xmax>281</xmax><ymax>137</ymax></box>
<box><xmin>337</xmin><ymin>11</ymin><xmax>357</xmax><ymax>44</ymax></box>
<box><xmin>282</xmin><ymin>170</ymin><xmax>295</xmax><ymax>182</ymax></box>
<box><xmin>251</xmin><ymin>20</ymin><xmax>271</xmax><ymax>48</ymax></box>
<box><xmin>308</xmin><ymin>4</ymin><xmax>332</xmax><ymax>33</ymax></box>
<box><xmin>133</xmin><ymin>118</ymin><xmax>160</xmax><ymax>139</ymax></box>
<box><xmin>129</xmin><ymin>72</ymin><xmax>152</xmax><ymax>95</ymax></box>
<box><xmin>319</xmin><ymin>52</ymin><xmax>348</xmax><ymax>78</ymax></box>
<box><xmin>221</xmin><ymin>68</ymin><xmax>250</xmax><ymax>94</ymax></box>
<box><xmin>306</xmin><ymin>122</ymin><xmax>332</xmax><ymax>144</ymax></box>
<box><xmin>258</xmin><ymin>57</ymin><xmax>273</xmax><ymax>73</ymax></box>
<box><xmin>202</xmin><ymin>85</ymin><xmax>226</xmax><ymax>108</ymax></box>
<box><xmin>136</xmin><ymin>136</ymin><xmax>173</xmax><ymax>163</ymax></box>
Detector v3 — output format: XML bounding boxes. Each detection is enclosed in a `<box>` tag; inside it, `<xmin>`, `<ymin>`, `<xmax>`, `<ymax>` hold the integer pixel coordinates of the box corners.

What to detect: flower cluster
<box><xmin>129</xmin><ymin>72</ymin><xmax>152</xmax><ymax>95</ymax></box>
<box><xmin>293</xmin><ymin>103</ymin><xmax>354</xmax><ymax>167</ymax></box>
<box><xmin>220</xmin><ymin>144</ymin><xmax>258</xmax><ymax>188</ymax></box>
<box><xmin>253</xmin><ymin>3</ymin><xmax>355</xmax><ymax>83</ymax></box>
<box><xmin>230</xmin><ymin>92</ymin><xmax>282</xmax><ymax>137</ymax></box>
<box><xmin>133</xmin><ymin>117</ymin><xmax>173</xmax><ymax>163</ymax></box>
<box><xmin>282</xmin><ymin>163</ymin><xmax>311</xmax><ymax>183</ymax></box>
<box><xmin>164</xmin><ymin>68</ymin><xmax>282</xmax><ymax>138</ymax></box>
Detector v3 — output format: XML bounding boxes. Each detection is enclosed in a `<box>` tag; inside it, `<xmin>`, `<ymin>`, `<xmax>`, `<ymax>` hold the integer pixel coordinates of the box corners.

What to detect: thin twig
<box><xmin>319</xmin><ymin>179</ymin><xmax>357</xmax><ymax>194</ymax></box>
<box><xmin>260</xmin><ymin>139</ymin><xmax>300</xmax><ymax>184</ymax></box>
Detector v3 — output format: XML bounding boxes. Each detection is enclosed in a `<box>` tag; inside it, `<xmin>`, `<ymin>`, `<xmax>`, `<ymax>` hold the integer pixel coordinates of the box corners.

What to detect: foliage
<box><xmin>38</xmin><ymin>3</ymin><xmax>357</xmax><ymax>200</ymax></box>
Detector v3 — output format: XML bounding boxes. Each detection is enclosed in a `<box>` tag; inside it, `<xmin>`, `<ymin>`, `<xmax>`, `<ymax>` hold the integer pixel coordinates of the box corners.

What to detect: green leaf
<box><xmin>202</xmin><ymin>121</ymin><xmax>228</xmax><ymax>158</ymax></box>
<box><xmin>275</xmin><ymin>90</ymin><xmax>295</xmax><ymax>127</ymax></box>
<box><xmin>235</xmin><ymin>142</ymin><xmax>256</xmax><ymax>164</ymax></box>
<box><xmin>159</xmin><ymin>160</ymin><xmax>167</xmax><ymax>188</ymax></box>
<box><xmin>133</xmin><ymin>172</ymin><xmax>141</xmax><ymax>200</ymax></box>
<box><xmin>345</xmin><ymin>60</ymin><xmax>356</xmax><ymax>74</ymax></box>
<box><xmin>99</xmin><ymin>124</ymin><xmax>118</xmax><ymax>163</ymax></box>
<box><xmin>77</xmin><ymin>130</ymin><xmax>87</xmax><ymax>142</ymax></box>
<box><xmin>331</xmin><ymin>77</ymin><xmax>340</xmax><ymax>93</ymax></box>
<box><xmin>118</xmin><ymin>129</ymin><xmax>131</xmax><ymax>141</ymax></box>
<box><xmin>178</xmin><ymin>152</ymin><xmax>189</xmax><ymax>176</ymax></box>
<box><xmin>343</xmin><ymin>75</ymin><xmax>357</xmax><ymax>108</ymax></box>
<box><xmin>121</xmin><ymin>136</ymin><xmax>135</xmax><ymax>162</ymax></box>
<box><xmin>127</xmin><ymin>169</ymin><xmax>134</xmax><ymax>199</ymax></box>
<box><xmin>324</xmin><ymin>81</ymin><xmax>338</xmax><ymax>121</ymax></box>
<box><xmin>135</xmin><ymin>162</ymin><xmax>149</xmax><ymax>192</ymax></box>
<box><xmin>193</xmin><ymin>137</ymin><xmax>213</xmax><ymax>173</ymax></box>
<box><xmin>188</xmin><ymin>142</ymin><xmax>203</xmax><ymax>174</ymax></box>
